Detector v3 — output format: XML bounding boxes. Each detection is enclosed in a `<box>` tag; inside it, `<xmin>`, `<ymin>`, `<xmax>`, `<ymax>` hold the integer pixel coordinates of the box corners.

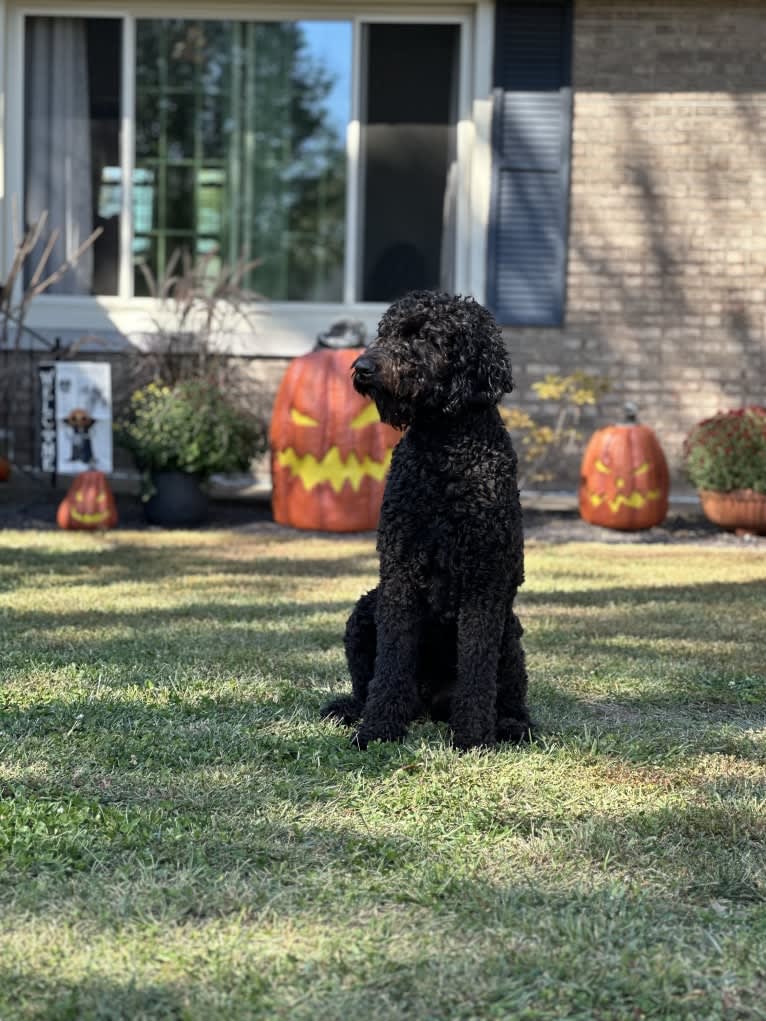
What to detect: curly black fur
<box><xmin>321</xmin><ymin>291</ymin><xmax>532</xmax><ymax>751</ymax></box>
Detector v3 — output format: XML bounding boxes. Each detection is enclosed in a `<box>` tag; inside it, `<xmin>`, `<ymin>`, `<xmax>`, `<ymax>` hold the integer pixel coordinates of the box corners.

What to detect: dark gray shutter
<box><xmin>487</xmin><ymin>1</ymin><xmax>573</xmax><ymax>326</ymax></box>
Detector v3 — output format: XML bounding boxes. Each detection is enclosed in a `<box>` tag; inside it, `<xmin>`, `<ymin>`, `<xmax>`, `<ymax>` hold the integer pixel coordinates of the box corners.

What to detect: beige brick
<box><xmin>504</xmin><ymin>0</ymin><xmax>766</xmax><ymax>487</ymax></box>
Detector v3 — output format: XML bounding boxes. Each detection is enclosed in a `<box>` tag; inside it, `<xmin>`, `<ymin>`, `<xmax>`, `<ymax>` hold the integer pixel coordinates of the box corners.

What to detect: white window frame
<box><xmin>2</xmin><ymin>1</ymin><xmax>494</xmax><ymax>355</ymax></box>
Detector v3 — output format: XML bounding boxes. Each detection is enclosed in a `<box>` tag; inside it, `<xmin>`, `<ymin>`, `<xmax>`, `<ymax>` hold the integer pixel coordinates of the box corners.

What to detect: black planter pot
<box><xmin>144</xmin><ymin>471</ymin><xmax>209</xmax><ymax>527</ymax></box>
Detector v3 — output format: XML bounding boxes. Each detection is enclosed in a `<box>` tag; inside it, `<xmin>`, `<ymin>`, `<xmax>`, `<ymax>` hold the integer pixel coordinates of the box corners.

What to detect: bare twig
<box><xmin>0</xmin><ymin>207</ymin><xmax>103</xmax><ymax>461</ymax></box>
<box><xmin>28</xmin><ymin>228</ymin><xmax>61</xmax><ymax>289</ymax></box>
<box><xmin>30</xmin><ymin>226</ymin><xmax>103</xmax><ymax>296</ymax></box>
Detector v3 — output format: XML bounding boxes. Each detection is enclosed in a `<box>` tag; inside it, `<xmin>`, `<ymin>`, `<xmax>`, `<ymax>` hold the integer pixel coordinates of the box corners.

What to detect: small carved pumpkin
<box><xmin>579</xmin><ymin>412</ymin><xmax>669</xmax><ymax>531</ymax></box>
<box><xmin>57</xmin><ymin>471</ymin><xmax>119</xmax><ymax>530</ymax></box>
<box><xmin>270</xmin><ymin>347</ymin><xmax>400</xmax><ymax>531</ymax></box>
<box><xmin>0</xmin><ymin>457</ymin><xmax>10</xmax><ymax>482</ymax></box>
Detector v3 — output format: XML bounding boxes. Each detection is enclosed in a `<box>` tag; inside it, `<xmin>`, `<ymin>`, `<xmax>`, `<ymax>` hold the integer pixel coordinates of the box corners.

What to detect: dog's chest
<box><xmin>378</xmin><ymin>440</ymin><xmax>516</xmax><ymax>610</ymax></box>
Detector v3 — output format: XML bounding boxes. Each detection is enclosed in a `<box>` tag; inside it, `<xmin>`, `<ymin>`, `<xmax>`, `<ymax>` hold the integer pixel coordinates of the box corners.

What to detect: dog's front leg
<box><xmin>353</xmin><ymin>580</ymin><xmax>421</xmax><ymax>750</ymax></box>
<box><xmin>451</xmin><ymin>598</ymin><xmax>504</xmax><ymax>750</ymax></box>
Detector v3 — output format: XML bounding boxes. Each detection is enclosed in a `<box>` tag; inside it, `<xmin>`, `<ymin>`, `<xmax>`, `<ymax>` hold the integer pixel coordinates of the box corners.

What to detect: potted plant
<box><xmin>683</xmin><ymin>406</ymin><xmax>766</xmax><ymax>535</ymax></box>
<box><xmin>116</xmin><ymin>379</ymin><xmax>267</xmax><ymax>526</ymax></box>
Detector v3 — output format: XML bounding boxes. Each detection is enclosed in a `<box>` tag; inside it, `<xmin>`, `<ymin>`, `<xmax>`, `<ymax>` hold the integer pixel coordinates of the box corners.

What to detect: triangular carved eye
<box><xmin>290</xmin><ymin>409</ymin><xmax>319</xmax><ymax>427</ymax></box>
<box><xmin>594</xmin><ymin>458</ymin><xmax>611</xmax><ymax>474</ymax></box>
<box><xmin>350</xmin><ymin>403</ymin><xmax>380</xmax><ymax>429</ymax></box>
<box><xmin>633</xmin><ymin>462</ymin><xmax>650</xmax><ymax>476</ymax></box>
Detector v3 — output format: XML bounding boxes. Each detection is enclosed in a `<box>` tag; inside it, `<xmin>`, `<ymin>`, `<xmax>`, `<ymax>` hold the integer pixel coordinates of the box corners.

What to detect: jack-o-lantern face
<box><xmin>270</xmin><ymin>348</ymin><xmax>400</xmax><ymax>531</ymax></box>
<box><xmin>57</xmin><ymin>471</ymin><xmax>119</xmax><ymax>530</ymax></box>
<box><xmin>579</xmin><ymin>424</ymin><xmax>669</xmax><ymax>531</ymax></box>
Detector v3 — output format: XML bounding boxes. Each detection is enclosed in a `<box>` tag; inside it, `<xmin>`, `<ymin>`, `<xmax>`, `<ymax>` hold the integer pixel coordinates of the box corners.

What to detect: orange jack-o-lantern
<box><xmin>270</xmin><ymin>347</ymin><xmax>400</xmax><ymax>531</ymax></box>
<box><xmin>57</xmin><ymin>471</ymin><xmax>119</xmax><ymax>530</ymax></box>
<box><xmin>0</xmin><ymin>457</ymin><xmax>10</xmax><ymax>482</ymax></box>
<box><xmin>579</xmin><ymin>411</ymin><xmax>669</xmax><ymax>531</ymax></box>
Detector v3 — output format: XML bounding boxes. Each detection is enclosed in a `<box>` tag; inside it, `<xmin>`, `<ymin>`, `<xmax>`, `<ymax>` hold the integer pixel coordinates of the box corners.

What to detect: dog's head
<box><xmin>352</xmin><ymin>291</ymin><xmax>513</xmax><ymax>429</ymax></box>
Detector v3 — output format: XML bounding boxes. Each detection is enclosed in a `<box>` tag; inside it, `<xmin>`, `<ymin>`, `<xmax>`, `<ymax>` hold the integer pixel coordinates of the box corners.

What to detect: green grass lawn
<box><xmin>1</xmin><ymin>527</ymin><xmax>765</xmax><ymax>1021</ymax></box>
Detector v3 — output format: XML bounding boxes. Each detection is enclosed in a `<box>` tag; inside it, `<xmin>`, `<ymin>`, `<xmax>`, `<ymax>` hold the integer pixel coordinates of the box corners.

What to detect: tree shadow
<box><xmin>521</xmin><ymin>577</ymin><xmax>766</xmax><ymax>611</ymax></box>
<box><xmin>0</xmin><ymin>972</ymin><xmax>191</xmax><ymax>1021</ymax></box>
<box><xmin>0</xmin><ymin>538</ymin><xmax>379</xmax><ymax>589</ymax></box>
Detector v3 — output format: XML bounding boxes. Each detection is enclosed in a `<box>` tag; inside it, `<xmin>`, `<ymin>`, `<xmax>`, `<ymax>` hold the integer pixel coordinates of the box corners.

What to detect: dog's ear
<box><xmin>464</xmin><ymin>301</ymin><xmax>514</xmax><ymax>406</ymax></box>
<box><xmin>443</xmin><ymin>348</ymin><xmax>513</xmax><ymax>414</ymax></box>
<box><xmin>488</xmin><ymin>354</ymin><xmax>514</xmax><ymax>401</ymax></box>
<box><xmin>470</xmin><ymin>343</ymin><xmax>514</xmax><ymax>407</ymax></box>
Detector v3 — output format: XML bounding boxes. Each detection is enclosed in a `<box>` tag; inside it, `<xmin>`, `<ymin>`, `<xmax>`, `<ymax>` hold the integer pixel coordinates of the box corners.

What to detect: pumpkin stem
<box><xmin>623</xmin><ymin>402</ymin><xmax>639</xmax><ymax>424</ymax></box>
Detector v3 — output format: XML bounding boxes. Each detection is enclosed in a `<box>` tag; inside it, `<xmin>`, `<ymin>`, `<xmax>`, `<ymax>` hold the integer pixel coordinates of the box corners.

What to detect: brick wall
<box><xmin>506</xmin><ymin>0</ymin><xmax>766</xmax><ymax>489</ymax></box>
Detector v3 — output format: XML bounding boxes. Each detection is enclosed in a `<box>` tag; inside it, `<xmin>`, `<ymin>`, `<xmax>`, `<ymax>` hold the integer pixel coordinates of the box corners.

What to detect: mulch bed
<box><xmin>521</xmin><ymin>508</ymin><xmax>765</xmax><ymax>546</ymax></box>
<box><xmin>1</xmin><ymin>482</ymin><xmax>764</xmax><ymax>546</ymax></box>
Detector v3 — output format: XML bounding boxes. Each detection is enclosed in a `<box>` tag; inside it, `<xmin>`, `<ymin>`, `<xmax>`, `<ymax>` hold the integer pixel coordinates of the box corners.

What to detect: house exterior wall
<box><xmin>4</xmin><ymin>0</ymin><xmax>766</xmax><ymax>491</ymax></box>
<box><xmin>509</xmin><ymin>0</ymin><xmax>766</xmax><ymax>487</ymax></box>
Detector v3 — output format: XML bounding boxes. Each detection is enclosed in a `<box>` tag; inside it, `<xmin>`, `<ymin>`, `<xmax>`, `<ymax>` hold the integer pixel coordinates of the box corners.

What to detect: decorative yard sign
<box><xmin>38</xmin><ymin>364</ymin><xmax>57</xmax><ymax>473</ymax></box>
<box><xmin>38</xmin><ymin>362</ymin><xmax>113</xmax><ymax>474</ymax></box>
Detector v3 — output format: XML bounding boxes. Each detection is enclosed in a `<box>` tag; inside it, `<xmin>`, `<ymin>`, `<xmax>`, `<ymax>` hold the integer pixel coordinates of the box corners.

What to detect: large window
<box><xmin>22</xmin><ymin>13</ymin><xmax>463</xmax><ymax>304</ymax></box>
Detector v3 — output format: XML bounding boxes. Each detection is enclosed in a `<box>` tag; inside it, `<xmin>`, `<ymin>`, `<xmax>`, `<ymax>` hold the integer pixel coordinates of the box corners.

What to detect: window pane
<box><xmin>24</xmin><ymin>17</ymin><xmax>122</xmax><ymax>296</ymax></box>
<box><xmin>133</xmin><ymin>19</ymin><xmax>351</xmax><ymax>301</ymax></box>
<box><xmin>361</xmin><ymin>24</ymin><xmax>460</xmax><ymax>302</ymax></box>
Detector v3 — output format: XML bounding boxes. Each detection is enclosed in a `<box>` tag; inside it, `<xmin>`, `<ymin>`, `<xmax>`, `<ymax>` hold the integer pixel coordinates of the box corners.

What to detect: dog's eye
<box><xmin>350</xmin><ymin>404</ymin><xmax>380</xmax><ymax>429</ymax></box>
<box><xmin>290</xmin><ymin>409</ymin><xmax>319</xmax><ymax>427</ymax></box>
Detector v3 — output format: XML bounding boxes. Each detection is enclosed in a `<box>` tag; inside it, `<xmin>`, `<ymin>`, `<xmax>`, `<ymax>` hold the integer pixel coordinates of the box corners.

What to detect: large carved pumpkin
<box><xmin>270</xmin><ymin>347</ymin><xmax>400</xmax><ymax>531</ymax></box>
<box><xmin>579</xmin><ymin>416</ymin><xmax>669</xmax><ymax>531</ymax></box>
<box><xmin>57</xmin><ymin>471</ymin><xmax>119</xmax><ymax>530</ymax></box>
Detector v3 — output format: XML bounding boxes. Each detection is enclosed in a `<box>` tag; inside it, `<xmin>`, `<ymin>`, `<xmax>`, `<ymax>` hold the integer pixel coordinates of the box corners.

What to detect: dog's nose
<box><xmin>352</xmin><ymin>353</ymin><xmax>376</xmax><ymax>381</ymax></box>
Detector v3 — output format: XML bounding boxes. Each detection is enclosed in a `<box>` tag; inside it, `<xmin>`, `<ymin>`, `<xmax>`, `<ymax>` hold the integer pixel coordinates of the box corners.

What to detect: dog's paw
<box><xmin>351</xmin><ymin>720</ymin><xmax>408</xmax><ymax>750</ymax></box>
<box><xmin>320</xmin><ymin>695</ymin><xmax>363</xmax><ymax>727</ymax></box>
<box><xmin>496</xmin><ymin>716</ymin><xmax>535</xmax><ymax>743</ymax></box>
<box><xmin>451</xmin><ymin>732</ymin><xmax>497</xmax><ymax>753</ymax></box>
<box><xmin>451</xmin><ymin>712</ymin><xmax>497</xmax><ymax>751</ymax></box>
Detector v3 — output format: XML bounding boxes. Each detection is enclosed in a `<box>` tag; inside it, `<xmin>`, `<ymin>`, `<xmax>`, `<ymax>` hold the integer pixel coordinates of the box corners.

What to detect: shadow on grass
<box><xmin>521</xmin><ymin>578</ymin><xmax>766</xmax><ymax>611</ymax></box>
<box><xmin>520</xmin><ymin>576</ymin><xmax>765</xmax><ymax>692</ymax></box>
<box><xmin>0</xmin><ymin>538</ymin><xmax>379</xmax><ymax>590</ymax></box>
<box><xmin>3</xmin><ymin>915</ymin><xmax>764</xmax><ymax>1021</ymax></box>
<box><xmin>5</xmin><ymin>596</ymin><xmax>350</xmax><ymax>637</ymax></box>
<box><xmin>2</xmin><ymin>775</ymin><xmax>764</xmax><ymax>943</ymax></box>
<box><xmin>0</xmin><ymin>975</ymin><xmax>193</xmax><ymax>1021</ymax></box>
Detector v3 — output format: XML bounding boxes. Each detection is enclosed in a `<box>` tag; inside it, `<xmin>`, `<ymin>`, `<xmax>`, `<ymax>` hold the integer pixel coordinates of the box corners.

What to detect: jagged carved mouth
<box><xmin>276</xmin><ymin>447</ymin><xmax>393</xmax><ymax>493</ymax></box>
<box><xmin>586</xmin><ymin>489</ymin><xmax>662</xmax><ymax>513</ymax></box>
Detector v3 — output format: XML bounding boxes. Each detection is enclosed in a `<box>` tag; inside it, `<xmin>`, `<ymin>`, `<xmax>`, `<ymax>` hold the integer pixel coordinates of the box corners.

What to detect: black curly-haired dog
<box><xmin>321</xmin><ymin>291</ymin><xmax>532</xmax><ymax>751</ymax></box>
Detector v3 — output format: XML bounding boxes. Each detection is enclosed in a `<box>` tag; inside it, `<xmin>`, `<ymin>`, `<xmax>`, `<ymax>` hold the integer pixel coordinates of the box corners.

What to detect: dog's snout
<box><xmin>352</xmin><ymin>353</ymin><xmax>376</xmax><ymax>380</ymax></box>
